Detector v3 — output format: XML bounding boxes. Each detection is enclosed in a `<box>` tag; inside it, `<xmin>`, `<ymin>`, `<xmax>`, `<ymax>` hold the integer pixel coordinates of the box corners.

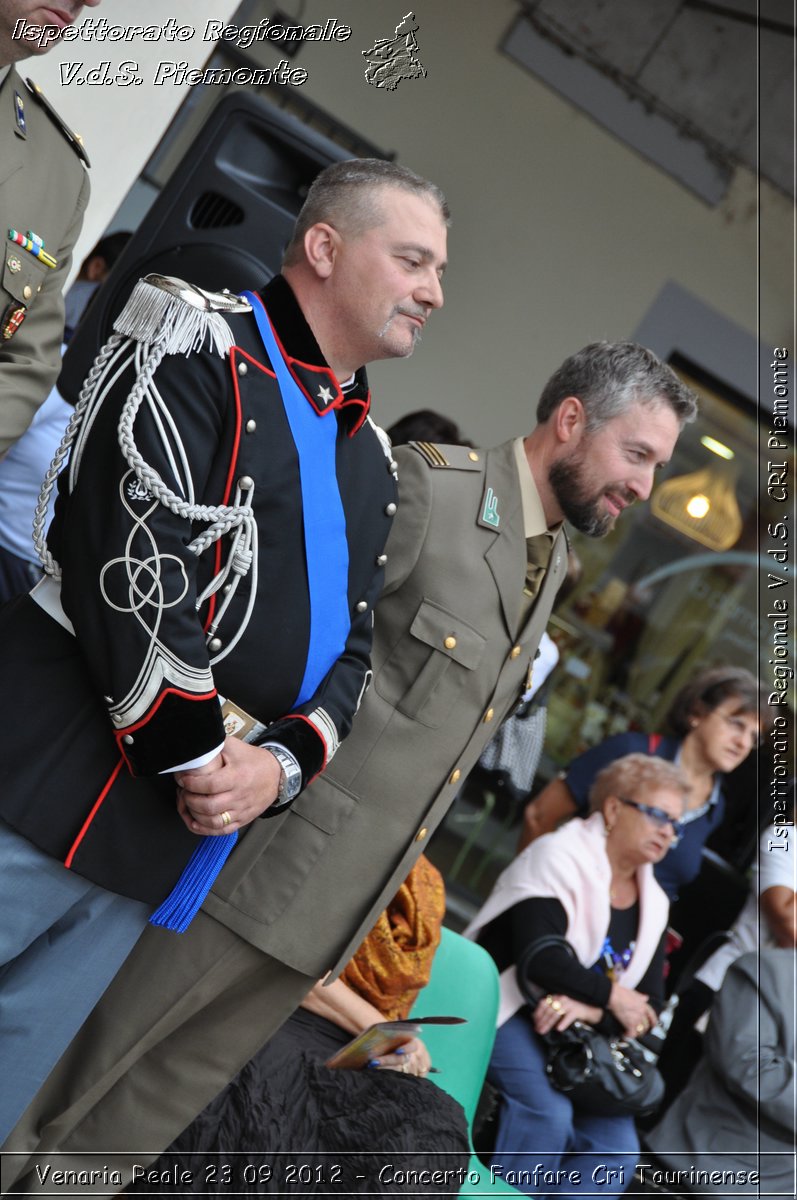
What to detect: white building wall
<box><xmin>27</xmin><ymin>0</ymin><xmax>789</xmax><ymax>443</ymax></box>
<box><xmin>25</xmin><ymin>0</ymin><xmax>240</xmax><ymax>272</ymax></box>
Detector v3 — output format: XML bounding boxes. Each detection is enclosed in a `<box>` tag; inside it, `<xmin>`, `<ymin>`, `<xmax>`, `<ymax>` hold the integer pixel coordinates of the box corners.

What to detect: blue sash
<box><xmin>244</xmin><ymin>290</ymin><xmax>351</xmax><ymax>703</ymax></box>
<box><xmin>150</xmin><ymin>295</ymin><xmax>351</xmax><ymax>933</ymax></box>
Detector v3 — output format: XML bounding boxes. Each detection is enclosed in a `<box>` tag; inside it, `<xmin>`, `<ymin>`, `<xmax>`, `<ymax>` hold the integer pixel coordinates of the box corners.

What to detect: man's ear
<box><xmin>553</xmin><ymin>396</ymin><xmax>586</xmax><ymax>445</ymax></box>
<box><xmin>303</xmin><ymin>223</ymin><xmax>339</xmax><ymax>279</ymax></box>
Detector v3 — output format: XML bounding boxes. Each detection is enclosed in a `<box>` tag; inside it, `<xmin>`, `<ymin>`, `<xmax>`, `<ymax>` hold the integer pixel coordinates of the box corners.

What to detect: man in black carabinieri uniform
<box><xmin>0</xmin><ymin>157</ymin><xmax>448</xmax><ymax>1145</ymax></box>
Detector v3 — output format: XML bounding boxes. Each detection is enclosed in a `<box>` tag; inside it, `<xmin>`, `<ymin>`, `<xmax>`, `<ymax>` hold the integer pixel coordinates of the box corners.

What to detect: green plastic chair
<box><xmin>409</xmin><ymin>928</ymin><xmax>522</xmax><ymax>1196</ymax></box>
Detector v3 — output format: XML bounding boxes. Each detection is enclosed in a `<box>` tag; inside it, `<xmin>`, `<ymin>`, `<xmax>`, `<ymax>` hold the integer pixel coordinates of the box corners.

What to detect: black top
<box><xmin>478</xmin><ymin>896</ymin><xmax>666</xmax><ymax>1034</ymax></box>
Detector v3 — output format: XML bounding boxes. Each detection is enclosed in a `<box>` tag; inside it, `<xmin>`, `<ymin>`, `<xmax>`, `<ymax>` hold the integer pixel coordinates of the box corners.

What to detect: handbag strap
<box><xmin>516</xmin><ymin>934</ymin><xmax>578</xmax><ymax>1006</ymax></box>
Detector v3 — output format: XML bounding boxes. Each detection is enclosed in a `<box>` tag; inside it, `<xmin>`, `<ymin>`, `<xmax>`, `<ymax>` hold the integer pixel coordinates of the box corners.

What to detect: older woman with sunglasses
<box><xmin>467</xmin><ymin>754</ymin><xmax>688</xmax><ymax>1198</ymax></box>
<box><xmin>519</xmin><ymin>666</ymin><xmax>765</xmax><ymax>901</ymax></box>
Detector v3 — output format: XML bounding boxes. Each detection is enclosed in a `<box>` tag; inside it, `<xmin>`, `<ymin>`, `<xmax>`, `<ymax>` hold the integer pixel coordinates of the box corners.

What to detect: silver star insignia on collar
<box><xmin>317</xmin><ymin>385</ymin><xmax>334</xmax><ymax>404</ymax></box>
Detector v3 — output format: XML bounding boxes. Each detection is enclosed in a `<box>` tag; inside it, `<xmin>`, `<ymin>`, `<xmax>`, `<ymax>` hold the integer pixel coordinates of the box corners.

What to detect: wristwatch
<box><xmin>261</xmin><ymin>743</ymin><xmax>302</xmax><ymax>815</ymax></box>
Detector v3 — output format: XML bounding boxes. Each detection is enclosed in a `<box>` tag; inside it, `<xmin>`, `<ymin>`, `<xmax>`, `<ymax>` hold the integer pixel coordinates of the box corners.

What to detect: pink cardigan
<box><xmin>465</xmin><ymin>813</ymin><xmax>670</xmax><ymax>1026</ymax></box>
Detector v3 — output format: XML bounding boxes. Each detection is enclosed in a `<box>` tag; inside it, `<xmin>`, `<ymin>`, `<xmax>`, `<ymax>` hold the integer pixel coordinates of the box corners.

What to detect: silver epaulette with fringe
<box><xmin>114</xmin><ymin>274</ymin><xmax>252</xmax><ymax>357</ymax></box>
<box><xmin>33</xmin><ymin>275</ymin><xmax>259</xmax><ymax>666</ymax></box>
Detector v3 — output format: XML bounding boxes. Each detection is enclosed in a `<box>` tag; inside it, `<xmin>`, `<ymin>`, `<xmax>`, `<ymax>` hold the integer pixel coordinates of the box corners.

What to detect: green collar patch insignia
<box><xmin>482</xmin><ymin>486</ymin><xmax>500</xmax><ymax>528</ymax></box>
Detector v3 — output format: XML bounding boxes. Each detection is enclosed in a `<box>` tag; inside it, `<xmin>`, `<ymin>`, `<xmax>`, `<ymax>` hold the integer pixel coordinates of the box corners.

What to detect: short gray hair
<box><xmin>588</xmin><ymin>753</ymin><xmax>690</xmax><ymax>813</ymax></box>
<box><xmin>536</xmin><ymin>342</ymin><xmax>698</xmax><ymax>431</ymax></box>
<box><xmin>283</xmin><ymin>158</ymin><xmax>449</xmax><ymax>267</ymax></box>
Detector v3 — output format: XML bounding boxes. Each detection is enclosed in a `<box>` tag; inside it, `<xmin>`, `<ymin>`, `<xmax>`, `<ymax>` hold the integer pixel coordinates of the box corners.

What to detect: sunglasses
<box><xmin>618</xmin><ymin>797</ymin><xmax>685</xmax><ymax>845</ymax></box>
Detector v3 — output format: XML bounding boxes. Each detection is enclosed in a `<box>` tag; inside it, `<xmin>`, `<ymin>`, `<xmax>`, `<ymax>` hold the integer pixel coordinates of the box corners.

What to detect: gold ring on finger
<box><xmin>636</xmin><ymin>1022</ymin><xmax>646</xmax><ymax>1034</ymax></box>
<box><xmin>551</xmin><ymin>1000</ymin><xmax>562</xmax><ymax>1012</ymax></box>
<box><xmin>221</xmin><ymin>810</ymin><xmax>232</xmax><ymax>827</ymax></box>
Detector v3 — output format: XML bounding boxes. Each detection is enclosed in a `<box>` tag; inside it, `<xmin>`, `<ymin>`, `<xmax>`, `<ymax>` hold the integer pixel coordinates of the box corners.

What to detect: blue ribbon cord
<box><xmin>149</xmin><ymin>830</ymin><xmax>238</xmax><ymax>932</ymax></box>
<box><xmin>149</xmin><ymin>294</ymin><xmax>350</xmax><ymax>932</ymax></box>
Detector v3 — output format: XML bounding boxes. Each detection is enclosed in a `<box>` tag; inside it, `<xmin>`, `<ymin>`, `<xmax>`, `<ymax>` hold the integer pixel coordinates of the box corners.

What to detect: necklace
<box><xmin>596</xmin><ymin>936</ymin><xmax>635</xmax><ymax>981</ymax></box>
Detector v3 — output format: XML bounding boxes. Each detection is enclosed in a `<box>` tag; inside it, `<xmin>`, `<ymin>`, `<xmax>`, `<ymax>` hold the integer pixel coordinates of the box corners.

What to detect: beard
<box><xmin>377</xmin><ymin>306</ymin><xmax>425</xmax><ymax>356</ymax></box>
<box><xmin>548</xmin><ymin>449</ymin><xmax>633</xmax><ymax>537</ymax></box>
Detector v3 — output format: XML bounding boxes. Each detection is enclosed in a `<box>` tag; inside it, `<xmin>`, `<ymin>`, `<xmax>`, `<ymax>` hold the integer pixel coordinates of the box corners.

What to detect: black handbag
<box><xmin>542</xmin><ymin>1020</ymin><xmax>665</xmax><ymax>1117</ymax></box>
<box><xmin>518</xmin><ymin>935</ymin><xmax>665</xmax><ymax>1118</ymax></box>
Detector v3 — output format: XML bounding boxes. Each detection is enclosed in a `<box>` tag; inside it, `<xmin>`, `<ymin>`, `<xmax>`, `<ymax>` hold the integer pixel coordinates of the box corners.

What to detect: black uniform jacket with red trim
<box><xmin>0</xmin><ymin>276</ymin><xmax>397</xmax><ymax>905</ymax></box>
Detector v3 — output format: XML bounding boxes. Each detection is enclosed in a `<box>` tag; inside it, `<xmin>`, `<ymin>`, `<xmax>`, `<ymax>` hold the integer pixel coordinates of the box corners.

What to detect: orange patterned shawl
<box><xmin>339</xmin><ymin>854</ymin><xmax>445</xmax><ymax>1021</ymax></box>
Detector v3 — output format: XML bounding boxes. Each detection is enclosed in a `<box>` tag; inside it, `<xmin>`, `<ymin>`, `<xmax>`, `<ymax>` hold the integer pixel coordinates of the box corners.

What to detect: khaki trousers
<box><xmin>2</xmin><ymin>912</ymin><xmax>315</xmax><ymax>1197</ymax></box>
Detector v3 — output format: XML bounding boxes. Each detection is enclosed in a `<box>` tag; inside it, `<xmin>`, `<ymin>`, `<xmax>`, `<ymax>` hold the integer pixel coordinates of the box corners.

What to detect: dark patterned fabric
<box><xmin>131</xmin><ymin>1008</ymin><xmax>470</xmax><ymax>1197</ymax></box>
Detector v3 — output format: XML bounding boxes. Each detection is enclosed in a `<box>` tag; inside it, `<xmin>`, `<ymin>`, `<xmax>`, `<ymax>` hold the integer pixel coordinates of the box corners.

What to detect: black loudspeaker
<box><xmin>59</xmin><ymin>90</ymin><xmax>353</xmax><ymax>404</ymax></box>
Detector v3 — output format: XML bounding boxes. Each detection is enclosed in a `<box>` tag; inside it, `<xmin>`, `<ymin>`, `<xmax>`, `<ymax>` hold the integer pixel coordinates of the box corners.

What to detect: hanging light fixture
<box><xmin>651</xmin><ymin>456</ymin><xmax>743</xmax><ymax>551</ymax></box>
<box><xmin>700</xmin><ymin>435</ymin><xmax>734</xmax><ymax>460</ymax></box>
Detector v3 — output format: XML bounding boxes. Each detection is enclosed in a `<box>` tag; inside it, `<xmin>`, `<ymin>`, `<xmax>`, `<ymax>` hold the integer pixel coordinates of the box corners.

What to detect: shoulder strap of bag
<box><xmin>516</xmin><ymin>934</ymin><xmax>578</xmax><ymax>1005</ymax></box>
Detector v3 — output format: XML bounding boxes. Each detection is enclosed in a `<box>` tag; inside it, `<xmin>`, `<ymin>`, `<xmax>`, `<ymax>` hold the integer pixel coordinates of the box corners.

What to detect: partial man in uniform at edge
<box><xmin>6</xmin><ymin>343</ymin><xmax>698</xmax><ymax>1187</ymax></box>
<box><xmin>0</xmin><ymin>157</ymin><xmax>448</xmax><ymax>1147</ymax></box>
<box><xmin>0</xmin><ymin>0</ymin><xmax>103</xmax><ymax>454</ymax></box>
<box><xmin>0</xmin><ymin>231</ymin><xmax>131</xmax><ymax>602</ymax></box>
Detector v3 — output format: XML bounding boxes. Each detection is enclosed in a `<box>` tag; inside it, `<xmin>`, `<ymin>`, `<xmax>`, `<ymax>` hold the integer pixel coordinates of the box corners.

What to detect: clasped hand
<box><xmin>607</xmin><ymin>982</ymin><xmax>659</xmax><ymax>1038</ymax></box>
<box><xmin>174</xmin><ymin>736</ymin><xmax>282</xmax><ymax>835</ymax></box>
<box><xmin>533</xmin><ymin>993</ymin><xmax>603</xmax><ymax>1034</ymax></box>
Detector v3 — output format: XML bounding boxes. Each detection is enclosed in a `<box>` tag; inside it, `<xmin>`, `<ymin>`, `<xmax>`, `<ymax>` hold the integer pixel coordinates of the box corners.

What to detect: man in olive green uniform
<box><xmin>4</xmin><ymin>343</ymin><xmax>698</xmax><ymax>1193</ymax></box>
<box><xmin>0</xmin><ymin>1</ymin><xmax>102</xmax><ymax>454</ymax></box>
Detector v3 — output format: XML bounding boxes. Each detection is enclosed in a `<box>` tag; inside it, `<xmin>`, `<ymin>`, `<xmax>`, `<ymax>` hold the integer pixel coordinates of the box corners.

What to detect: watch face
<box><xmin>283</xmin><ymin>767</ymin><xmax>301</xmax><ymax>799</ymax></box>
<box><xmin>272</xmin><ymin>752</ymin><xmax>301</xmax><ymax>802</ymax></box>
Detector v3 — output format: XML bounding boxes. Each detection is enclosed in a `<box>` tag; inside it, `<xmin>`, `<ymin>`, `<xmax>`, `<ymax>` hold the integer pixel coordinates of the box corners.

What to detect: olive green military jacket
<box><xmin>0</xmin><ymin>68</ymin><xmax>89</xmax><ymax>453</ymax></box>
<box><xmin>203</xmin><ymin>439</ymin><xmax>568</xmax><ymax>976</ymax></box>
